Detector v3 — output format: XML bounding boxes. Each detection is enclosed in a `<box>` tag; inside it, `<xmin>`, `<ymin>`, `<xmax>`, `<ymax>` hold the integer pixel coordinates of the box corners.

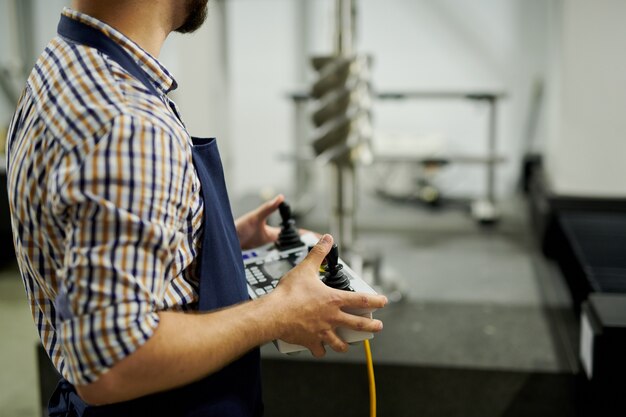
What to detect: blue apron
<box><xmin>48</xmin><ymin>15</ymin><xmax>262</xmax><ymax>417</ymax></box>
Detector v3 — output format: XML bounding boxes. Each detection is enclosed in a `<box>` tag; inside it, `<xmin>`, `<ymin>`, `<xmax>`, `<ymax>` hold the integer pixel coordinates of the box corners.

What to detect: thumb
<box><xmin>257</xmin><ymin>194</ymin><xmax>284</xmax><ymax>220</ymax></box>
<box><xmin>303</xmin><ymin>234</ymin><xmax>334</xmax><ymax>268</ymax></box>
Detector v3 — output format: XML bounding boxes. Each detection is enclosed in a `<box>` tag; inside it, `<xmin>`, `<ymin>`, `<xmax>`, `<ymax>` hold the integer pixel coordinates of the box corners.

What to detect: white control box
<box><xmin>242</xmin><ymin>233</ymin><xmax>379</xmax><ymax>354</ymax></box>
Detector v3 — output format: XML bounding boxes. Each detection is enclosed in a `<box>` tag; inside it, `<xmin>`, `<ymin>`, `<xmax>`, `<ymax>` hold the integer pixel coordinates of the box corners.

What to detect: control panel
<box><xmin>242</xmin><ymin>202</ymin><xmax>379</xmax><ymax>354</ymax></box>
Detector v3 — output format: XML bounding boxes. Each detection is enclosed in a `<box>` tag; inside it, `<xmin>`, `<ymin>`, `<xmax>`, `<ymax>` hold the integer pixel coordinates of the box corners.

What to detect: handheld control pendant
<box><xmin>242</xmin><ymin>202</ymin><xmax>379</xmax><ymax>354</ymax></box>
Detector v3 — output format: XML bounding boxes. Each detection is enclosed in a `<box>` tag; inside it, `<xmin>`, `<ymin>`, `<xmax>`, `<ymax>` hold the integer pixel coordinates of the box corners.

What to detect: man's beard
<box><xmin>176</xmin><ymin>0</ymin><xmax>209</xmax><ymax>33</ymax></box>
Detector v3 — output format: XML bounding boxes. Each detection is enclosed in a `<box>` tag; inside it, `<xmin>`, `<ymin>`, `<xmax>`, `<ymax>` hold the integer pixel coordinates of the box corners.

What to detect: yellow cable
<box><xmin>364</xmin><ymin>339</ymin><xmax>376</xmax><ymax>417</ymax></box>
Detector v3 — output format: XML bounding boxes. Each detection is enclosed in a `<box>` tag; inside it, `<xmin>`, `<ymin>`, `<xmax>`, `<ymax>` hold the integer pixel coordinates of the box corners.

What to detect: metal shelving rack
<box><xmin>288</xmin><ymin>89</ymin><xmax>506</xmax><ymax>224</ymax></box>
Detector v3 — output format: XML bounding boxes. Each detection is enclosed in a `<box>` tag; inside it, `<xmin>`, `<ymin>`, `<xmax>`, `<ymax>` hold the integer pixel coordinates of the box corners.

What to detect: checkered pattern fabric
<box><xmin>5</xmin><ymin>8</ymin><xmax>205</xmax><ymax>385</ymax></box>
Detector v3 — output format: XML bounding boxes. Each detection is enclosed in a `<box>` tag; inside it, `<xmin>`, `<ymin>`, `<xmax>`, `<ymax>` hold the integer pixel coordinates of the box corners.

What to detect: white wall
<box><xmin>0</xmin><ymin>0</ymin><xmax>229</xmax><ymax>177</ymax></box>
<box><xmin>226</xmin><ymin>0</ymin><xmax>299</xmax><ymax>198</ymax></box>
<box><xmin>32</xmin><ymin>0</ymin><xmax>70</xmax><ymax>56</ymax></box>
<box><xmin>545</xmin><ymin>0</ymin><xmax>626</xmax><ymax>197</ymax></box>
<box><xmin>226</xmin><ymin>0</ymin><xmax>552</xmax><ymax>199</ymax></box>
<box><xmin>161</xmin><ymin>1</ymin><xmax>233</xmax><ymax>180</ymax></box>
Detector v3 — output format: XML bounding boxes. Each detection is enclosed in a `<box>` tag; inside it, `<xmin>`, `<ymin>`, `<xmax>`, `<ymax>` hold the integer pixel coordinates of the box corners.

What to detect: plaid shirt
<box><xmin>6</xmin><ymin>8</ymin><xmax>204</xmax><ymax>385</ymax></box>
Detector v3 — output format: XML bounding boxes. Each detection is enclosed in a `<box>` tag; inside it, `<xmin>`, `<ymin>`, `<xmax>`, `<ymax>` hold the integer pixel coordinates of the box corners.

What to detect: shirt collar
<box><xmin>61</xmin><ymin>7</ymin><xmax>178</xmax><ymax>94</ymax></box>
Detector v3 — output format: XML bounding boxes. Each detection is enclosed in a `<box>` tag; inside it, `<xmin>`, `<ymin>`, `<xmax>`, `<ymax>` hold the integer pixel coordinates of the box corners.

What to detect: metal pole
<box><xmin>331</xmin><ymin>163</ymin><xmax>356</xmax><ymax>252</ymax></box>
<box><xmin>335</xmin><ymin>0</ymin><xmax>355</xmax><ymax>55</ymax></box>
<box><xmin>331</xmin><ymin>0</ymin><xmax>359</xmax><ymax>251</ymax></box>
<box><xmin>332</xmin><ymin>164</ymin><xmax>344</xmax><ymax>247</ymax></box>
<box><xmin>350</xmin><ymin>0</ymin><xmax>357</xmax><ymax>53</ymax></box>
<box><xmin>347</xmin><ymin>163</ymin><xmax>357</xmax><ymax>250</ymax></box>
<box><xmin>335</xmin><ymin>0</ymin><xmax>344</xmax><ymax>55</ymax></box>
<box><xmin>486</xmin><ymin>98</ymin><xmax>497</xmax><ymax>204</ymax></box>
<box><xmin>295</xmin><ymin>0</ymin><xmax>311</xmax><ymax>83</ymax></box>
<box><xmin>291</xmin><ymin>0</ymin><xmax>314</xmax><ymax>214</ymax></box>
<box><xmin>293</xmin><ymin>98</ymin><xmax>312</xmax><ymax>213</ymax></box>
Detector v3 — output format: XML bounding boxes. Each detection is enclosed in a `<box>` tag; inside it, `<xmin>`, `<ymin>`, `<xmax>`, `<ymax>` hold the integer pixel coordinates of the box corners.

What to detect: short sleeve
<box><xmin>53</xmin><ymin>114</ymin><xmax>195</xmax><ymax>384</ymax></box>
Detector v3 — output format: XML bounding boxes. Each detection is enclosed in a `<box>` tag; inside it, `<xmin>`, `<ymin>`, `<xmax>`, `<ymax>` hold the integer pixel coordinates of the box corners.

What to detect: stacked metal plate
<box><xmin>309</xmin><ymin>55</ymin><xmax>373</xmax><ymax>165</ymax></box>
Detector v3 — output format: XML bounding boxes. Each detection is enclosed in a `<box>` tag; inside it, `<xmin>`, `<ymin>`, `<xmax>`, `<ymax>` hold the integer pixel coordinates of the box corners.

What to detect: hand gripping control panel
<box><xmin>241</xmin><ymin>202</ymin><xmax>379</xmax><ymax>354</ymax></box>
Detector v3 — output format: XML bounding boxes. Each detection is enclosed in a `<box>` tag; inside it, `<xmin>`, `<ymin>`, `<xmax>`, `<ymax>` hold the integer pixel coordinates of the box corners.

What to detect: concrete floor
<box><xmin>0</xmin><ymin>191</ymin><xmax>578</xmax><ymax>416</ymax></box>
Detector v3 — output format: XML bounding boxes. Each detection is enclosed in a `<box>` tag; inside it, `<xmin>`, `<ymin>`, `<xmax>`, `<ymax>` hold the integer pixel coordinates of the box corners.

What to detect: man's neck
<box><xmin>71</xmin><ymin>0</ymin><xmax>180</xmax><ymax>57</ymax></box>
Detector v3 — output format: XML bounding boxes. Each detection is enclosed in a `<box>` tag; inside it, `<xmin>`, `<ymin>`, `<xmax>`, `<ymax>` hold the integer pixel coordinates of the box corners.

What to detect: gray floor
<box><xmin>0</xmin><ymin>191</ymin><xmax>578</xmax><ymax>416</ymax></box>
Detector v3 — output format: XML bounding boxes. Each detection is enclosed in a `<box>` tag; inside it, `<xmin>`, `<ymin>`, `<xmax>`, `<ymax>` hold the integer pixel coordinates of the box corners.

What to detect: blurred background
<box><xmin>1</xmin><ymin>0</ymin><xmax>625</xmax><ymax>416</ymax></box>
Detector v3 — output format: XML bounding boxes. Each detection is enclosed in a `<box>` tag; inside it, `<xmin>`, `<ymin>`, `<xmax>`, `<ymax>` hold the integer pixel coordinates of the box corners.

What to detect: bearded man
<box><xmin>5</xmin><ymin>0</ymin><xmax>386</xmax><ymax>415</ymax></box>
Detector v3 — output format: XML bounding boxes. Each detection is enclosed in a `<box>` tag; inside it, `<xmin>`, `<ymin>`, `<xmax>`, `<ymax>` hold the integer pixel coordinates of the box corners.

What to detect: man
<box><xmin>5</xmin><ymin>0</ymin><xmax>387</xmax><ymax>415</ymax></box>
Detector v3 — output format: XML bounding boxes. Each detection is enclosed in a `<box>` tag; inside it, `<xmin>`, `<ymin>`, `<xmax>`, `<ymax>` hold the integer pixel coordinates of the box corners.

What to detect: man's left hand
<box><xmin>235</xmin><ymin>195</ymin><xmax>285</xmax><ymax>250</ymax></box>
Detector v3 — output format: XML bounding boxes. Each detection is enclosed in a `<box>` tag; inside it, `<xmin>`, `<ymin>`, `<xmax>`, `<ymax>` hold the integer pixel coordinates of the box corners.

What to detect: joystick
<box><xmin>275</xmin><ymin>202</ymin><xmax>304</xmax><ymax>250</ymax></box>
<box><xmin>323</xmin><ymin>244</ymin><xmax>352</xmax><ymax>291</ymax></box>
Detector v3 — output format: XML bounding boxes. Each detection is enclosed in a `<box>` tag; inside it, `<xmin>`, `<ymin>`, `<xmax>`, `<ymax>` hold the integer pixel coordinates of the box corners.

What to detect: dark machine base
<box><xmin>262</xmin><ymin>358</ymin><xmax>580</xmax><ymax>417</ymax></box>
<box><xmin>525</xmin><ymin>158</ymin><xmax>626</xmax><ymax>309</ymax></box>
<box><xmin>525</xmin><ymin>158</ymin><xmax>626</xmax><ymax>416</ymax></box>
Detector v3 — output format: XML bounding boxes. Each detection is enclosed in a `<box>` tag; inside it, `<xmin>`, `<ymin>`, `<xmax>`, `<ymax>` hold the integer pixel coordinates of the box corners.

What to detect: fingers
<box><xmin>338</xmin><ymin>313</ymin><xmax>384</xmax><ymax>333</ymax></box>
<box><xmin>257</xmin><ymin>194</ymin><xmax>284</xmax><ymax>220</ymax></box>
<box><xmin>265</xmin><ymin>225</ymin><xmax>281</xmax><ymax>242</ymax></box>
<box><xmin>322</xmin><ymin>330</ymin><xmax>349</xmax><ymax>353</ymax></box>
<box><xmin>309</xmin><ymin>343</ymin><xmax>326</xmax><ymax>358</ymax></box>
<box><xmin>302</xmin><ymin>234</ymin><xmax>334</xmax><ymax>268</ymax></box>
<box><xmin>341</xmin><ymin>292</ymin><xmax>388</xmax><ymax>310</ymax></box>
<box><xmin>307</xmin><ymin>332</ymin><xmax>349</xmax><ymax>356</ymax></box>
<box><xmin>309</xmin><ymin>329</ymin><xmax>365</xmax><ymax>357</ymax></box>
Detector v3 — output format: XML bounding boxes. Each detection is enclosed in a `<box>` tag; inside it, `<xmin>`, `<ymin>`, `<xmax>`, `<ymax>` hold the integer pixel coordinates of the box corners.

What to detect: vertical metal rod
<box><xmin>486</xmin><ymin>98</ymin><xmax>497</xmax><ymax>203</ymax></box>
<box><xmin>331</xmin><ymin>163</ymin><xmax>356</xmax><ymax>252</ymax></box>
<box><xmin>335</xmin><ymin>0</ymin><xmax>344</xmax><ymax>55</ymax></box>
<box><xmin>217</xmin><ymin>0</ymin><xmax>230</xmax><ymax>85</ymax></box>
<box><xmin>295</xmin><ymin>0</ymin><xmax>310</xmax><ymax>83</ymax></box>
<box><xmin>348</xmin><ymin>163</ymin><xmax>357</xmax><ymax>249</ymax></box>
<box><xmin>293</xmin><ymin>99</ymin><xmax>311</xmax><ymax>212</ymax></box>
<box><xmin>335</xmin><ymin>0</ymin><xmax>355</xmax><ymax>56</ymax></box>
<box><xmin>292</xmin><ymin>0</ymin><xmax>313</xmax><ymax>214</ymax></box>
<box><xmin>331</xmin><ymin>0</ymin><xmax>359</xmax><ymax>251</ymax></box>
<box><xmin>350</xmin><ymin>0</ymin><xmax>357</xmax><ymax>53</ymax></box>
<box><xmin>331</xmin><ymin>164</ymin><xmax>343</xmax><ymax>247</ymax></box>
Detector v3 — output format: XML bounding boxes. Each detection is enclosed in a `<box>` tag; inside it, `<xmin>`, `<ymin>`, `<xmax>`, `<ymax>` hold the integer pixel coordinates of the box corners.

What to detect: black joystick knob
<box><xmin>276</xmin><ymin>202</ymin><xmax>304</xmax><ymax>250</ymax></box>
<box><xmin>323</xmin><ymin>244</ymin><xmax>352</xmax><ymax>291</ymax></box>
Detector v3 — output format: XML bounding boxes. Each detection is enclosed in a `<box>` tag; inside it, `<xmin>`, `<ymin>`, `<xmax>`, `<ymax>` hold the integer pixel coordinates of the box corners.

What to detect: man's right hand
<box><xmin>266</xmin><ymin>234</ymin><xmax>387</xmax><ymax>357</ymax></box>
